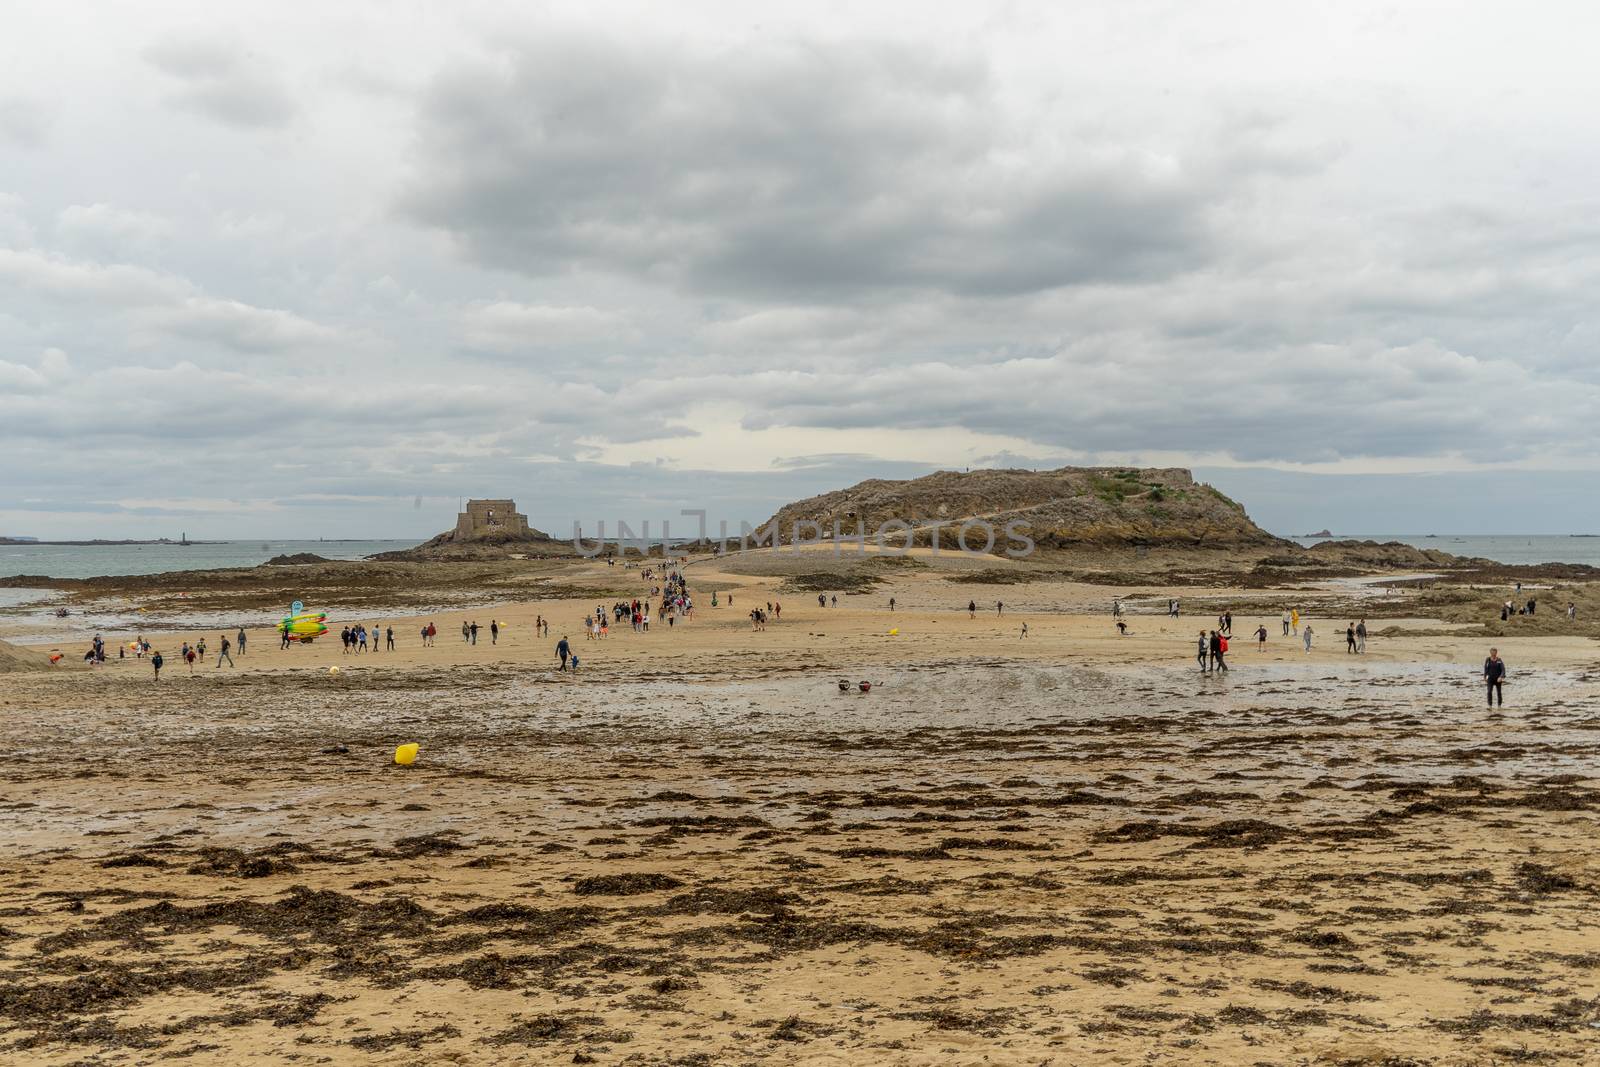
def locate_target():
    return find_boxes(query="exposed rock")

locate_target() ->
[759,467,1285,552]
[261,553,333,566]
[1303,539,1477,568]
[368,526,567,562]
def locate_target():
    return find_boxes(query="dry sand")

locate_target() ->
[1,555,1597,1064]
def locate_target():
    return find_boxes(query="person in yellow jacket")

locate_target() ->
[1291,608,1300,633]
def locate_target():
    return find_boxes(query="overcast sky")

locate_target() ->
[4,0,1599,540]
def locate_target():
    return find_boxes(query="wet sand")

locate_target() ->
[2,561,1598,1064]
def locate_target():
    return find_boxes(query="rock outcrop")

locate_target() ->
[368,525,568,562]
[759,467,1285,552]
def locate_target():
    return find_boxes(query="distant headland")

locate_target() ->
[0,537,220,547]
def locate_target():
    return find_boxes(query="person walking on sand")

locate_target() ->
[1113,599,1122,618]
[490,620,499,645]
[1303,624,1314,653]
[1211,630,1229,672]
[151,650,163,681]
[1356,619,1367,653]
[556,635,571,672]
[386,625,394,651]
[1484,648,1506,706]
[889,597,896,612]
[1346,623,1357,654]
[1021,622,1029,638]
[470,621,479,645]
[1256,623,1268,649]
[237,627,246,656]
[216,634,234,668]
[1291,609,1300,634]
[1197,631,1210,673]
[996,601,1004,615]
[968,600,977,618]
[1281,609,1291,636]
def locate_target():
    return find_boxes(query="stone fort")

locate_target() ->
[453,499,531,540]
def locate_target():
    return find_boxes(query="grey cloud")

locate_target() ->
[144,38,298,129]
[0,96,49,148]
[8,9,1600,541]
[628,336,1600,468]
[400,35,1271,300]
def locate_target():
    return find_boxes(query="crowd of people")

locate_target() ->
[82,563,1550,711]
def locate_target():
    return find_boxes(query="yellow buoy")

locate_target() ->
[888,628,900,636]
[328,665,340,677]
[394,743,419,766]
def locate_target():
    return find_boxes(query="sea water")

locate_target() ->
[0,540,413,580]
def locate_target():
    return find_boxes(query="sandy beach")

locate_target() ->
[0,552,1596,1065]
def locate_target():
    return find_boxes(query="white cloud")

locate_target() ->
[140,297,341,353]
[462,301,635,350]
[0,247,192,306]
[57,203,171,243]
